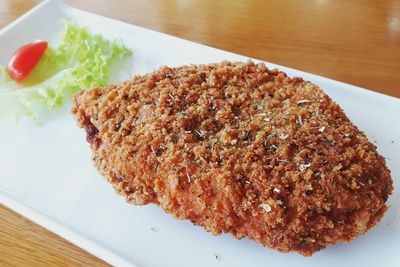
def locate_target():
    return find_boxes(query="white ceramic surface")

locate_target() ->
[0,1,399,266]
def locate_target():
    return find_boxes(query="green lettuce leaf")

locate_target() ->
[0,20,132,122]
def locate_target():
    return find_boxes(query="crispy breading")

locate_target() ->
[72,61,393,256]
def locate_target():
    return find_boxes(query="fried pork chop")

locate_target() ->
[72,61,393,256]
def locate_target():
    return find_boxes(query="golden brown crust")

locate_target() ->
[72,60,393,256]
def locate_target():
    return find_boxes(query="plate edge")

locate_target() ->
[0,190,138,267]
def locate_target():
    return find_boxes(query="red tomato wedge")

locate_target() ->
[7,40,48,83]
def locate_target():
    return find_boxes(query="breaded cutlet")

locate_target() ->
[72,60,393,256]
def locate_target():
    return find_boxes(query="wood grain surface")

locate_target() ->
[0,0,399,266]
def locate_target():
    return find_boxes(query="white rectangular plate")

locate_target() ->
[0,1,399,266]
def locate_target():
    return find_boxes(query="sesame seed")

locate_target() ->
[278,133,289,140]
[245,180,251,184]
[277,159,289,164]
[273,188,280,193]
[318,126,326,132]
[299,163,311,171]
[276,200,283,205]
[254,113,271,122]
[260,203,272,212]
[297,99,311,104]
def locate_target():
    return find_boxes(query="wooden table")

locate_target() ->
[1,0,399,265]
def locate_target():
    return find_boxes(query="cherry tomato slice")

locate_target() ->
[7,40,48,83]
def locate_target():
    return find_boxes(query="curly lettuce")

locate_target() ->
[0,21,132,122]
